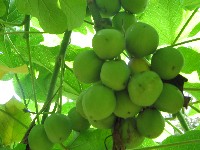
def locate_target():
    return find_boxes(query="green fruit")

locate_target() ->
[151,47,184,80]
[100,60,130,91]
[121,0,148,14]
[114,90,141,118]
[89,113,116,129]
[73,50,104,83]
[82,84,116,120]
[76,90,88,119]
[136,108,165,138]
[68,107,90,132]
[44,113,72,143]
[92,29,125,59]
[119,118,145,149]
[112,11,137,32]
[125,22,159,58]
[154,83,184,114]
[128,58,150,74]
[28,125,54,150]
[95,0,121,17]
[128,71,163,106]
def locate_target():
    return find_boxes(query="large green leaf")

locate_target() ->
[181,0,200,10]
[140,0,183,45]
[0,0,6,17]
[161,130,200,150]
[0,99,31,145]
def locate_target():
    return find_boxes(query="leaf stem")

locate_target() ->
[41,30,72,123]
[0,31,46,35]
[171,8,199,45]
[165,120,183,134]
[188,104,200,113]
[23,15,40,124]
[176,111,190,132]
[184,88,200,91]
[133,139,200,150]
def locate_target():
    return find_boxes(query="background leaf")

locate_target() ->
[0,0,6,17]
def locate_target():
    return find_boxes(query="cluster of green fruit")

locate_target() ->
[73,0,185,149]
[28,107,90,150]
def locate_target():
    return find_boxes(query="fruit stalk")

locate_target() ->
[176,111,190,132]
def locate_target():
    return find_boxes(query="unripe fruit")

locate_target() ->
[68,107,90,132]
[136,108,165,138]
[114,90,141,118]
[100,60,131,91]
[112,12,137,32]
[154,83,184,114]
[92,29,125,59]
[128,58,150,74]
[73,50,104,83]
[125,22,159,58]
[89,113,116,129]
[119,118,145,149]
[28,125,54,150]
[44,113,72,143]
[121,0,148,14]
[76,90,88,119]
[82,84,116,120]
[128,71,163,106]
[95,0,121,17]
[151,47,184,80]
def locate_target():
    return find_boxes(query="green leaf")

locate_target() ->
[60,0,87,30]
[181,0,200,10]
[189,22,200,37]
[15,0,32,15]
[13,143,26,150]
[140,0,183,45]
[0,0,6,17]
[161,130,200,150]
[0,99,31,145]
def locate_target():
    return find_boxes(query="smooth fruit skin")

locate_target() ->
[112,12,137,32]
[82,84,116,120]
[95,0,121,17]
[100,60,131,91]
[151,47,184,80]
[136,108,165,138]
[125,22,159,58]
[154,83,184,114]
[68,107,90,132]
[114,90,141,118]
[128,71,163,106]
[28,125,54,150]
[73,50,104,83]
[76,90,88,119]
[128,58,150,74]
[44,113,72,143]
[119,118,145,149]
[89,113,116,129]
[92,29,125,59]
[121,0,148,14]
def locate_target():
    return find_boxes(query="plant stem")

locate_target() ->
[171,8,199,45]
[176,111,190,132]
[184,88,200,91]
[0,15,29,26]
[41,30,72,123]
[188,104,200,113]
[133,139,200,150]
[23,15,40,124]
[165,120,183,134]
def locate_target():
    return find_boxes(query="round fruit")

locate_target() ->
[128,58,150,74]
[114,90,141,118]
[73,50,104,83]
[68,107,90,132]
[100,60,131,91]
[151,47,184,80]
[44,113,72,143]
[119,118,145,149]
[92,29,125,59]
[154,83,184,114]
[128,71,163,106]
[125,22,159,58]
[82,84,116,120]
[76,90,88,119]
[112,11,137,32]
[28,125,54,150]
[136,108,165,138]
[89,113,116,129]
[95,0,121,17]
[121,0,148,14]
